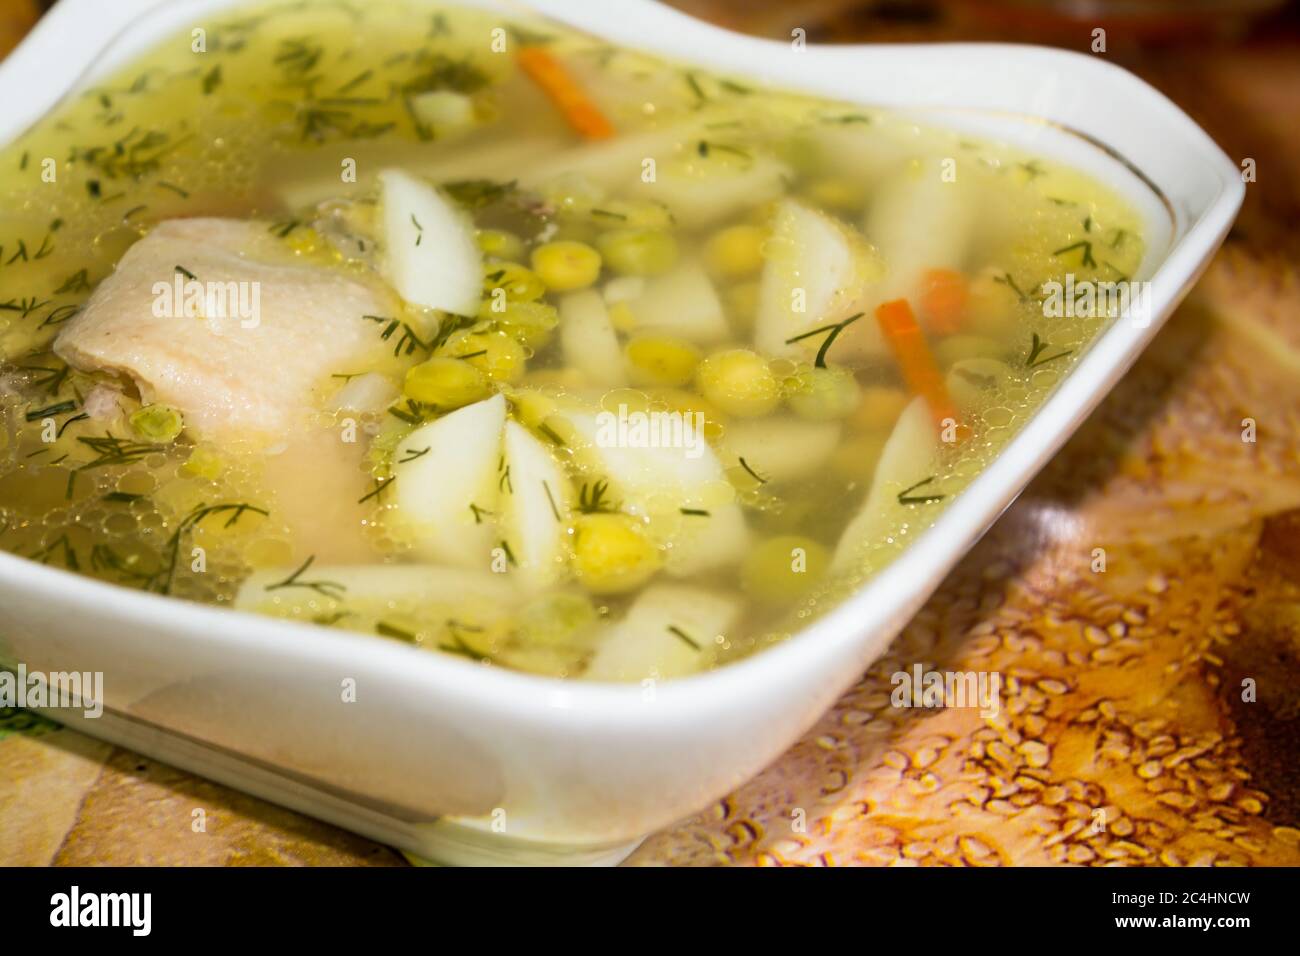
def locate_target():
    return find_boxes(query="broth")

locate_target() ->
[0,1,1145,680]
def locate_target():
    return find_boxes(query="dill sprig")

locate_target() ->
[542,480,562,521]
[897,476,945,505]
[738,456,768,485]
[376,620,417,642]
[993,272,1029,303]
[90,543,155,586]
[440,620,492,662]
[358,475,395,504]
[398,445,430,464]
[1026,331,1072,368]
[25,399,77,422]
[577,479,618,514]
[263,555,346,598]
[153,502,268,595]
[784,312,863,368]
[667,625,700,651]
[1052,240,1098,269]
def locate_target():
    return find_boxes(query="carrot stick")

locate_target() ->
[517,46,615,141]
[918,268,968,335]
[875,298,965,440]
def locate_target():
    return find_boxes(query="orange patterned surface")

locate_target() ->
[2,0,1299,866]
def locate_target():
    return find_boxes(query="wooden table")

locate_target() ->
[3,0,1298,867]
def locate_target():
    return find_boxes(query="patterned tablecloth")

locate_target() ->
[2,0,1298,866]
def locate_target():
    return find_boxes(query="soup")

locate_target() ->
[0,1,1144,680]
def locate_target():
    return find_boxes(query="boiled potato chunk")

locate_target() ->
[559,290,626,388]
[864,159,977,316]
[720,417,841,484]
[585,584,741,681]
[379,168,482,316]
[392,394,506,569]
[755,199,882,358]
[833,396,940,571]
[558,409,749,575]
[621,263,729,344]
[501,420,572,590]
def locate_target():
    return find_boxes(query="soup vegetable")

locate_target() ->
[0,1,1144,680]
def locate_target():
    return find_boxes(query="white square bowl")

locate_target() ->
[0,0,1242,865]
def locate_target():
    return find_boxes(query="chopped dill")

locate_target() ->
[993,272,1029,302]
[20,364,67,398]
[679,507,710,517]
[153,502,269,594]
[102,491,143,504]
[73,433,156,471]
[440,625,492,662]
[1,297,50,319]
[1052,240,1097,269]
[537,422,566,447]
[90,543,154,586]
[264,555,346,598]
[696,140,751,164]
[273,38,324,78]
[684,71,707,102]
[1019,160,1046,181]
[1026,331,1072,368]
[57,413,89,438]
[32,533,80,571]
[897,476,945,505]
[54,269,90,294]
[25,400,77,422]
[201,64,223,94]
[578,479,617,514]
[442,179,519,209]
[357,476,395,504]
[784,312,863,368]
[542,480,562,521]
[667,625,701,651]
[39,304,82,328]
[336,68,374,95]
[377,620,417,642]
[387,400,429,426]
[738,457,768,485]
[398,446,431,464]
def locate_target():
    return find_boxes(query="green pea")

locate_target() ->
[595,229,679,277]
[403,357,491,409]
[129,404,184,443]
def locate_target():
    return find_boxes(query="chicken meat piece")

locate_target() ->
[54,217,396,443]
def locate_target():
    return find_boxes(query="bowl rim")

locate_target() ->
[0,0,1244,720]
